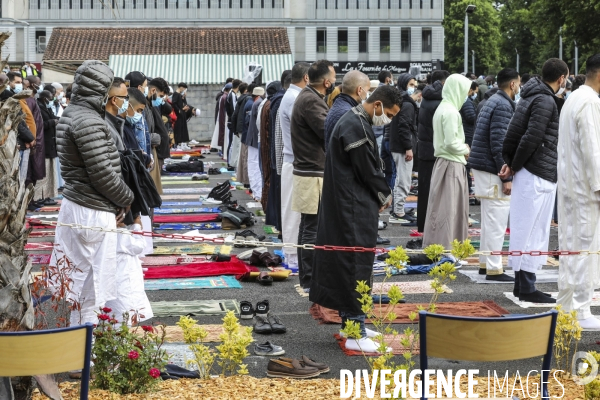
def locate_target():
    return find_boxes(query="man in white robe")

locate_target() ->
[557,54,600,330]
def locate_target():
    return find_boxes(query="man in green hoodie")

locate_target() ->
[423,74,472,249]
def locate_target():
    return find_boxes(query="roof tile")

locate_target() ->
[43,27,291,61]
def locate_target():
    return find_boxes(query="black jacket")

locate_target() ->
[56,60,134,213]
[417,80,444,161]
[119,149,162,219]
[232,93,250,135]
[502,77,563,183]
[469,90,516,180]
[38,99,60,158]
[149,105,170,160]
[389,93,416,153]
[459,98,477,145]
[476,87,499,118]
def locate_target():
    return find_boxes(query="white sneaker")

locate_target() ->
[378,220,387,230]
[578,317,600,330]
[189,140,199,145]
[340,328,380,339]
[199,196,222,205]
[345,337,392,353]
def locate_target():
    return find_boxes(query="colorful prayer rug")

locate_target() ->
[371,280,453,295]
[309,301,510,324]
[153,208,221,214]
[143,258,254,280]
[150,299,241,317]
[153,214,219,223]
[136,324,241,343]
[28,254,51,264]
[458,268,558,284]
[141,256,213,265]
[163,188,212,194]
[144,275,242,290]
[153,223,221,230]
[161,202,207,206]
[151,244,231,255]
[161,194,206,200]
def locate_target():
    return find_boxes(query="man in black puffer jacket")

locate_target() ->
[416,70,449,233]
[469,68,520,282]
[388,73,417,225]
[55,60,134,328]
[501,58,568,304]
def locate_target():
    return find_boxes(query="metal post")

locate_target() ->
[471,50,475,74]
[516,48,519,72]
[464,13,469,74]
[559,27,563,60]
[574,40,578,74]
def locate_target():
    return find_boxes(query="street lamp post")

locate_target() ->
[559,27,563,60]
[516,48,519,72]
[471,50,475,75]
[574,40,579,74]
[464,5,476,74]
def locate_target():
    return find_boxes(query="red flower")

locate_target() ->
[102,307,112,313]
[134,340,144,350]
[149,368,161,378]
[98,314,110,321]
[141,325,154,333]
[128,351,139,360]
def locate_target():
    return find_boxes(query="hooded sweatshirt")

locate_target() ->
[432,74,472,165]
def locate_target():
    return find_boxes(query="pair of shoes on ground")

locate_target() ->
[389,210,417,225]
[478,268,515,282]
[254,341,285,356]
[28,198,57,211]
[208,168,221,175]
[191,173,209,180]
[234,229,265,247]
[512,287,555,304]
[248,250,282,268]
[254,313,286,334]
[177,143,192,150]
[266,356,329,379]
[339,329,391,353]
[376,235,390,245]
[405,238,422,249]
[241,299,270,319]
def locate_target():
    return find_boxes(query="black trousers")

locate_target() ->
[297,212,319,289]
[417,159,436,233]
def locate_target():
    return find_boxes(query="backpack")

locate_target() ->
[220,205,254,230]
[208,180,231,202]
[165,160,204,172]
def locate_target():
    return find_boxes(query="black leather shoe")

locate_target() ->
[43,197,58,206]
[519,290,556,304]
[479,268,487,275]
[376,236,390,245]
[486,273,515,282]
[253,315,272,334]
[267,313,287,333]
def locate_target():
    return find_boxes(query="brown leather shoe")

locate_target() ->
[266,358,320,379]
[278,356,330,374]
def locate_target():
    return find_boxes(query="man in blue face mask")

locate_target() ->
[105,77,129,152]
[122,87,148,165]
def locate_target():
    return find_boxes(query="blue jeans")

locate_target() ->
[339,311,366,338]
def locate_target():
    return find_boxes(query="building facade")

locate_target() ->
[2,0,444,74]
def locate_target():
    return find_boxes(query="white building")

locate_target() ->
[1,0,444,77]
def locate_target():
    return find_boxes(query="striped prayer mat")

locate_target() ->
[153,214,219,223]
[163,188,212,194]
[152,244,231,255]
[161,195,206,200]
[144,276,242,291]
[150,299,241,317]
[28,254,52,264]
[154,208,221,214]
[154,223,221,230]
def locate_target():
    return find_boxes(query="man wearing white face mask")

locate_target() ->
[105,77,129,152]
[311,85,400,354]
[500,58,568,304]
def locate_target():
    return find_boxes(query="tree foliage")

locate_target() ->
[443,0,502,75]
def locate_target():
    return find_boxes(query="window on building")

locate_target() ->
[359,28,368,53]
[380,28,390,53]
[338,29,348,53]
[401,27,411,53]
[422,28,432,53]
[36,30,47,53]
[317,28,327,53]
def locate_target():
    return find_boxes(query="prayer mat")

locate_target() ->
[144,276,242,290]
[309,301,509,324]
[36,206,61,212]
[264,226,280,234]
[151,244,232,255]
[333,333,419,356]
[162,180,210,185]
[503,292,600,309]
[163,188,212,194]
[161,194,206,200]
[469,217,479,225]
[141,256,213,265]
[153,214,219,223]
[154,208,221,214]
[28,254,51,264]
[409,230,423,237]
[371,280,452,295]
[246,269,291,281]
[246,202,262,208]
[28,214,59,219]
[162,202,207,206]
[406,195,418,202]
[458,268,558,284]
[150,299,241,317]
[25,242,54,250]
[404,202,417,209]
[139,324,242,343]
[144,257,253,279]
[28,231,56,238]
[154,223,221,230]
[471,240,510,248]
[29,224,55,230]
[295,284,309,297]
[161,173,198,177]
[468,228,510,237]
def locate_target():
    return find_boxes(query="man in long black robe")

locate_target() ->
[310,85,401,354]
